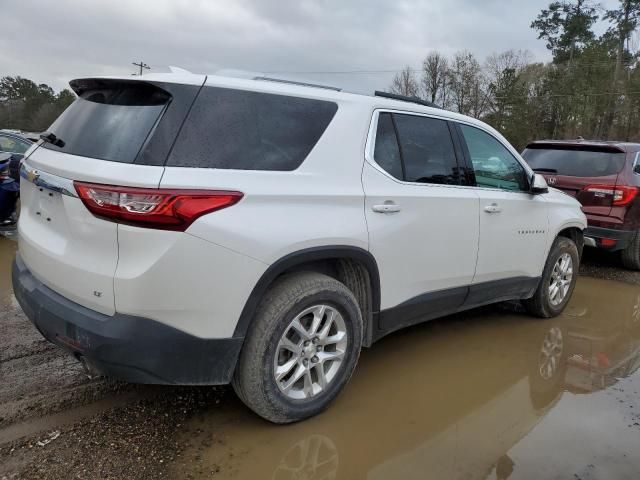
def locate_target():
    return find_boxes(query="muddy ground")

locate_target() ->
[2,234,640,480]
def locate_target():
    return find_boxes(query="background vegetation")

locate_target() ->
[0,77,74,133]
[1,1,639,149]
[389,0,640,149]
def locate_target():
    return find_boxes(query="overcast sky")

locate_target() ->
[1,0,621,94]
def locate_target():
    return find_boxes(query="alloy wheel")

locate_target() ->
[273,305,348,400]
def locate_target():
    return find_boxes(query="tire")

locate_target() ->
[522,236,579,318]
[621,231,640,270]
[232,272,363,423]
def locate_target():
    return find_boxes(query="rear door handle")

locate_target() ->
[484,203,502,214]
[372,203,401,213]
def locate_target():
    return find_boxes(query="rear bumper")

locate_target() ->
[584,226,635,251]
[12,255,243,385]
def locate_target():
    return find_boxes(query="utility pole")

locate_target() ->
[132,61,150,76]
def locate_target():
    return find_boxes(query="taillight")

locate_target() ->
[583,184,638,206]
[74,182,243,231]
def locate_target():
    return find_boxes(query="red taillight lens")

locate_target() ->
[74,182,243,231]
[583,184,638,206]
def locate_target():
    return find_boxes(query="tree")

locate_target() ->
[448,51,488,116]
[531,0,599,62]
[421,52,448,104]
[389,66,420,97]
[0,76,75,131]
[601,0,640,135]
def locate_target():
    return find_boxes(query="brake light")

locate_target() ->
[74,182,243,231]
[583,184,638,206]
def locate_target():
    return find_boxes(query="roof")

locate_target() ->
[526,139,640,153]
[70,71,501,138]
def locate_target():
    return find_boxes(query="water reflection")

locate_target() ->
[176,277,640,480]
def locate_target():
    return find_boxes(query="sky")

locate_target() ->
[0,0,622,95]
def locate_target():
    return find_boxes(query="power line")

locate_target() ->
[494,91,640,100]
[264,60,637,76]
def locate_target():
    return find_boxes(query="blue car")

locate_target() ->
[0,131,32,227]
[0,130,34,181]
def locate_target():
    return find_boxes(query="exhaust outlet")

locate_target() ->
[75,353,102,379]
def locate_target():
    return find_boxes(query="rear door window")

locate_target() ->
[167,87,338,171]
[523,148,626,177]
[392,114,460,185]
[43,83,170,163]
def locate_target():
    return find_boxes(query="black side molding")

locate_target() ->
[375,276,540,342]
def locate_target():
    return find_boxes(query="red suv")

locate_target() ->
[522,140,640,269]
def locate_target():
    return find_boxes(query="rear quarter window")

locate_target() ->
[167,87,338,171]
[523,148,626,177]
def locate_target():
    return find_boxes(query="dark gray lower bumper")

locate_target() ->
[12,255,243,385]
[584,226,635,251]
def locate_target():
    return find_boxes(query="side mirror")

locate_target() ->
[530,173,548,194]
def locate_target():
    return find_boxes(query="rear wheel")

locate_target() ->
[232,272,363,423]
[523,236,579,318]
[621,231,640,270]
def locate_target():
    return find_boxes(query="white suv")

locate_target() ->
[12,72,586,423]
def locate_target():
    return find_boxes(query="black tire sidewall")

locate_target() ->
[260,286,362,421]
[540,238,579,316]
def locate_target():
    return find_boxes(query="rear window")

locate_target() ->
[523,147,626,177]
[43,83,169,163]
[167,87,338,171]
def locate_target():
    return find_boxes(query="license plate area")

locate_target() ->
[33,185,62,224]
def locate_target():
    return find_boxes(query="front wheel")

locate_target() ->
[232,272,363,423]
[523,236,579,318]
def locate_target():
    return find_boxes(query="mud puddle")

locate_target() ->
[3,233,640,479]
[0,235,141,437]
[174,277,640,480]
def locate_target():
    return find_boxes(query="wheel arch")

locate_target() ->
[555,224,585,258]
[233,246,381,347]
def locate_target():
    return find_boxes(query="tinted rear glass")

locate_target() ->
[43,83,169,163]
[393,114,459,184]
[167,87,338,170]
[523,148,626,177]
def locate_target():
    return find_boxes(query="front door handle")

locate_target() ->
[372,203,401,213]
[484,203,502,214]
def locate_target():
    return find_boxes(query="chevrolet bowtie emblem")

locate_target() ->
[27,169,40,183]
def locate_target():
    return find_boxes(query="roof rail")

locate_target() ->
[374,90,440,109]
[254,76,342,91]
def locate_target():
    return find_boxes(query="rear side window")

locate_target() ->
[168,87,338,171]
[392,114,459,184]
[523,148,626,177]
[43,83,169,163]
[373,113,403,179]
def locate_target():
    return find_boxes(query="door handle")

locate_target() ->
[372,203,401,213]
[484,203,502,214]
